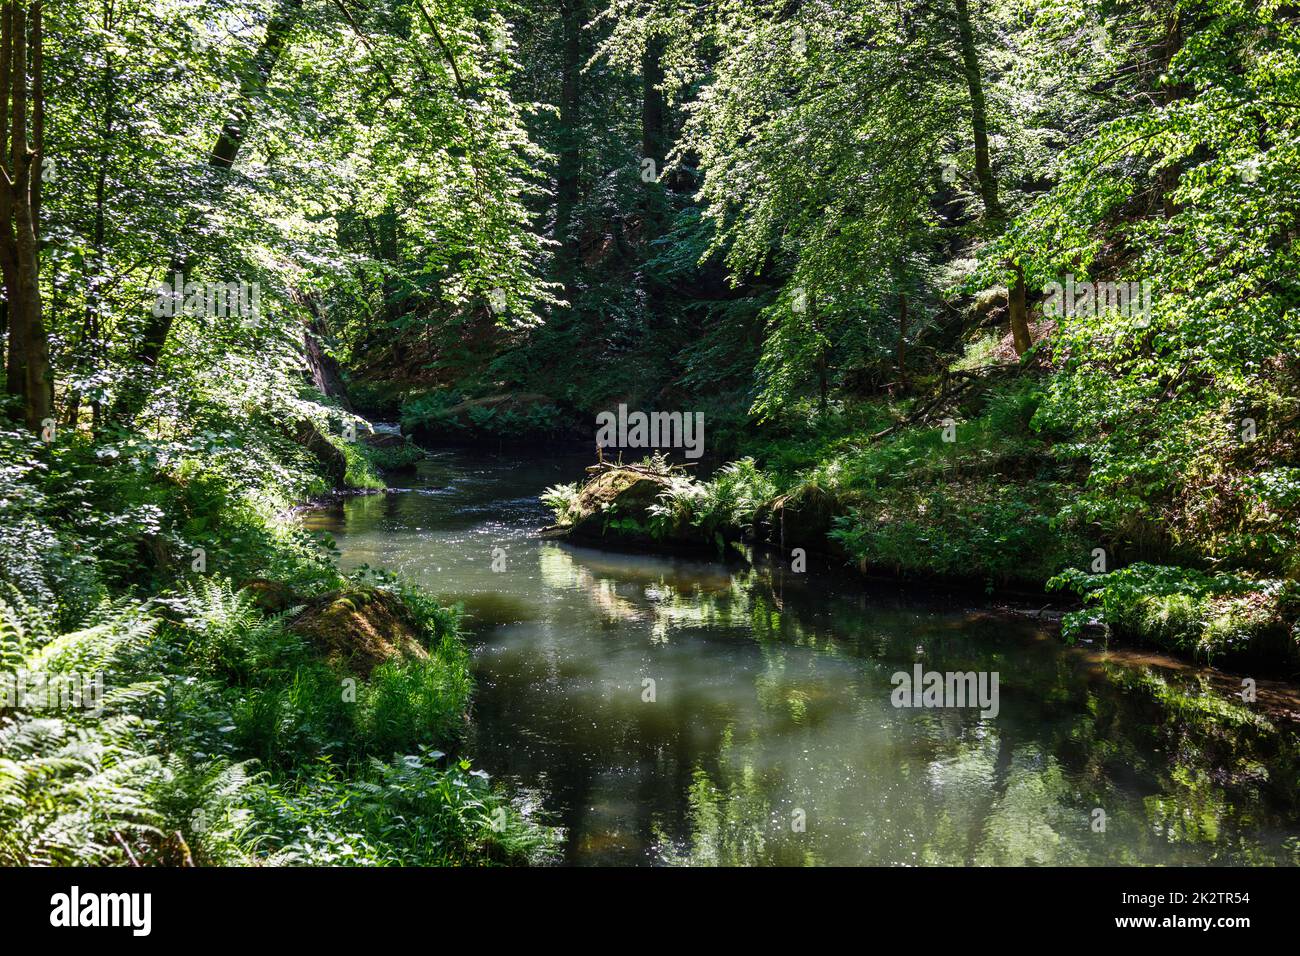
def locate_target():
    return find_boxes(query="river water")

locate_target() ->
[301,449,1300,866]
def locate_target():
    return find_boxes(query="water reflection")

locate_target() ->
[302,450,1300,866]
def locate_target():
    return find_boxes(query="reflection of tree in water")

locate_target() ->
[521,545,1300,864]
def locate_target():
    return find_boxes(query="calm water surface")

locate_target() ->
[301,450,1300,866]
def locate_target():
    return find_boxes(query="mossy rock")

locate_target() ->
[289,587,428,676]
[577,469,668,516]
[551,468,670,542]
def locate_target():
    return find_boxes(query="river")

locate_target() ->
[300,449,1300,866]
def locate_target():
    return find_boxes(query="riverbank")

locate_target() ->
[0,399,558,866]
[533,376,1300,674]
[353,334,1300,675]
[543,461,1300,673]
[352,375,1300,673]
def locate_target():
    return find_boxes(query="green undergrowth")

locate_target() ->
[331,430,426,489]
[359,438,427,472]
[1051,564,1300,664]
[0,401,558,866]
[336,436,388,490]
[400,390,572,441]
[544,379,1092,589]
[795,379,1088,587]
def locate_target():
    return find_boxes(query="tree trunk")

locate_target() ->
[813,305,829,413]
[818,353,828,412]
[641,35,666,163]
[640,33,668,318]
[15,1,48,429]
[554,0,584,283]
[299,292,352,411]
[0,3,18,413]
[953,0,1032,357]
[1008,262,1031,356]
[75,0,116,432]
[953,0,1003,228]
[640,33,666,240]
[3,282,23,410]
[0,2,50,430]
[897,289,908,387]
[1158,12,1187,220]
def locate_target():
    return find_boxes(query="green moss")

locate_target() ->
[335,438,386,490]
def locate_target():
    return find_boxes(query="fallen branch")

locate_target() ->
[867,363,1019,442]
[584,459,695,478]
[113,831,140,867]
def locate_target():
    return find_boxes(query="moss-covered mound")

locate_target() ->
[289,587,429,676]
[543,466,676,543]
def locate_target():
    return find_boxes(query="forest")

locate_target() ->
[1,0,1298,870]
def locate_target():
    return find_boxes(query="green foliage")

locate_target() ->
[0,601,166,866]
[335,438,388,492]
[247,749,559,866]
[400,391,465,433]
[647,458,778,542]
[0,564,555,866]
[562,378,1092,588]
[1050,564,1298,662]
[0,405,553,866]
[361,652,472,758]
[401,391,570,441]
[999,0,1300,571]
[741,379,1086,586]
[832,480,1084,588]
[358,439,427,473]
[541,482,582,527]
